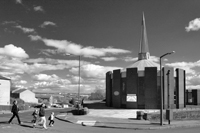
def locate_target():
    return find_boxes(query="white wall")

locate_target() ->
[20,90,38,103]
[0,80,10,105]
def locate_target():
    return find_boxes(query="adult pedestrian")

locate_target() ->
[39,103,47,129]
[8,100,21,125]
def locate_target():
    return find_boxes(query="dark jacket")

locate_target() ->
[11,104,19,114]
[39,107,45,117]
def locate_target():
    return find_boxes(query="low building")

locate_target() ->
[0,76,11,105]
[11,89,38,103]
[35,94,53,105]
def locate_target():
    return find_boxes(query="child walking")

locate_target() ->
[32,109,38,128]
[48,112,54,127]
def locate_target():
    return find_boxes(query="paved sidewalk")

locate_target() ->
[55,109,200,130]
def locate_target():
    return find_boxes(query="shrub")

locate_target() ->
[71,107,89,115]
[83,107,89,115]
[147,108,200,121]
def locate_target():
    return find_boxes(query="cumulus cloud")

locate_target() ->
[33,6,44,12]
[185,18,200,32]
[29,35,131,58]
[165,60,200,89]
[0,44,29,58]
[2,21,18,25]
[28,35,42,41]
[40,21,56,28]
[19,80,27,84]
[70,64,122,79]
[101,57,118,61]
[123,55,160,62]
[165,61,200,74]
[24,58,90,68]
[15,25,35,33]
[33,74,59,81]
[0,57,69,75]
[39,49,64,56]
[15,0,22,4]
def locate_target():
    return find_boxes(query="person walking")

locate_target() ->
[48,112,55,127]
[8,100,21,125]
[39,103,47,129]
[32,109,38,128]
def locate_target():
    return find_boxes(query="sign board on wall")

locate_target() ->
[0,80,10,105]
[127,94,137,102]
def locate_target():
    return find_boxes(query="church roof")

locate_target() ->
[127,59,160,71]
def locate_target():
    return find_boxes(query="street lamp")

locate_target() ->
[66,54,81,102]
[160,51,175,126]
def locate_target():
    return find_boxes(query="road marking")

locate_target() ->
[77,120,96,126]
[56,114,66,117]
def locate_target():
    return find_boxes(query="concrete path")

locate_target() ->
[56,109,200,130]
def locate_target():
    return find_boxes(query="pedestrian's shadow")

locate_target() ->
[0,121,8,124]
[20,124,33,128]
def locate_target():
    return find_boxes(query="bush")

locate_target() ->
[148,108,200,121]
[71,107,89,115]
[83,107,89,115]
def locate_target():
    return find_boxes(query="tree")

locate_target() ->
[88,86,105,100]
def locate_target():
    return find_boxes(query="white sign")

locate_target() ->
[127,94,137,102]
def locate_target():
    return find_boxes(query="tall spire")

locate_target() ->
[138,12,150,60]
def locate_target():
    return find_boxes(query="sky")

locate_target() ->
[0,0,200,94]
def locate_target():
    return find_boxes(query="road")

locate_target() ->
[0,108,200,133]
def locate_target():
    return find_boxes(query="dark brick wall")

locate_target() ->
[137,77,145,109]
[144,67,158,109]
[106,71,112,107]
[121,78,126,108]
[192,90,200,105]
[163,67,175,109]
[112,69,121,108]
[175,69,185,109]
[126,68,138,109]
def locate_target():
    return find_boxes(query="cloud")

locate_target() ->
[33,74,59,81]
[165,61,200,74]
[2,21,18,25]
[0,58,68,75]
[101,57,118,61]
[0,44,29,58]
[24,57,90,67]
[15,25,35,33]
[69,64,122,79]
[19,80,27,84]
[67,75,84,84]
[40,21,56,28]
[123,55,159,62]
[33,6,44,12]
[29,35,42,41]
[15,0,22,4]
[39,49,63,56]
[29,35,131,58]
[185,18,200,32]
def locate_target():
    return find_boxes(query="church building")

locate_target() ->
[106,14,186,109]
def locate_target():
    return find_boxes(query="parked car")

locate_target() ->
[51,104,62,108]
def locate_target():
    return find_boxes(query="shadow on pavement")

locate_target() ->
[0,121,8,124]
[83,101,115,109]
[20,124,33,128]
